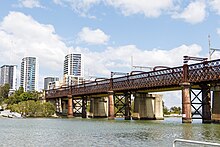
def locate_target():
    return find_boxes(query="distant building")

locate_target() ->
[20,57,38,92]
[63,74,84,86]
[0,65,17,90]
[48,81,62,90]
[63,53,84,86]
[64,53,84,76]
[44,77,59,90]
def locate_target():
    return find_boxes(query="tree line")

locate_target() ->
[0,84,55,117]
[163,106,181,115]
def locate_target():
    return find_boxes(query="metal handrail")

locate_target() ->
[173,139,220,147]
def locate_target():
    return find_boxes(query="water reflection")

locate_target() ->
[201,124,220,143]
[182,124,193,140]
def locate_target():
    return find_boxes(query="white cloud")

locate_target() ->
[0,12,68,89]
[18,0,43,8]
[77,27,110,45]
[105,0,174,17]
[217,28,220,35]
[53,0,100,17]
[53,0,175,18]
[172,1,206,24]
[209,0,220,15]
[71,44,202,78]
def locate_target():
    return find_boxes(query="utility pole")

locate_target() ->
[209,35,211,60]
[208,35,220,60]
[130,56,152,71]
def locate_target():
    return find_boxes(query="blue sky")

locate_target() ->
[1,0,220,107]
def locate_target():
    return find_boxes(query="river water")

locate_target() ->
[1,117,220,147]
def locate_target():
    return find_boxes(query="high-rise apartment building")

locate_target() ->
[64,53,84,76]
[44,77,59,90]
[0,65,17,90]
[63,53,84,86]
[20,57,38,92]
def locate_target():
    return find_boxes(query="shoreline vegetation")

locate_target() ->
[7,100,55,117]
[0,84,56,118]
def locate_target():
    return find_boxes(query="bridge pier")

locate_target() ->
[212,86,220,123]
[181,82,192,123]
[89,97,107,118]
[201,85,211,123]
[124,92,131,120]
[67,95,73,118]
[108,91,115,120]
[82,96,87,118]
[55,98,62,113]
[132,93,163,120]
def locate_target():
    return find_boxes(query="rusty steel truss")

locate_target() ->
[114,92,131,119]
[45,59,220,99]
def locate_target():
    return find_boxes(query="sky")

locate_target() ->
[1,0,220,108]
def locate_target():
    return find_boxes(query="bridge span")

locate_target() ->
[45,59,220,123]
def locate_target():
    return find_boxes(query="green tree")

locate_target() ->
[163,106,170,115]
[4,87,42,105]
[0,83,10,103]
[42,102,56,117]
[8,101,55,117]
[170,106,181,114]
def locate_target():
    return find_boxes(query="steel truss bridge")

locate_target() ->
[45,59,220,122]
[46,59,220,97]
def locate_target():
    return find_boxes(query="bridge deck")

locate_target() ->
[45,59,220,99]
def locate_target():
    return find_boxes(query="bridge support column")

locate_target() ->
[153,94,164,120]
[59,98,62,113]
[132,93,163,120]
[125,92,131,120]
[55,98,62,113]
[201,85,211,123]
[212,86,220,123]
[82,96,87,118]
[89,98,93,117]
[67,95,73,118]
[89,97,107,118]
[181,82,192,123]
[108,91,115,120]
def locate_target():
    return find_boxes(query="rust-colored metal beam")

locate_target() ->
[45,59,220,99]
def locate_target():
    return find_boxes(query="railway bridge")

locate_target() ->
[45,58,220,123]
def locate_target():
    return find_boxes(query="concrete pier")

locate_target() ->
[132,93,163,120]
[212,86,220,123]
[108,91,115,120]
[55,98,62,113]
[82,96,87,118]
[201,85,211,123]
[181,82,192,123]
[124,92,131,120]
[67,95,73,118]
[153,94,164,120]
[89,97,107,118]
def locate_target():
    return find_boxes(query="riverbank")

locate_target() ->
[164,114,182,117]
[0,110,22,118]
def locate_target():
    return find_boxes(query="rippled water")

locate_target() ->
[1,117,220,147]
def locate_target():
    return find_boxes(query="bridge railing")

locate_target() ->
[45,86,70,98]
[71,79,111,96]
[45,59,220,98]
[188,59,220,83]
[45,66,184,98]
[112,66,183,91]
